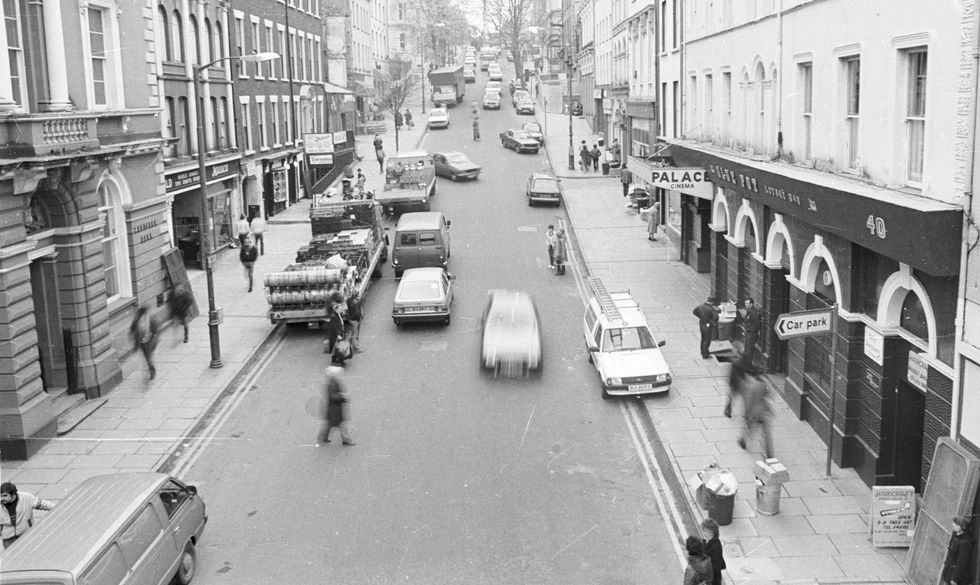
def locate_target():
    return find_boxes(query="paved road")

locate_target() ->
[186,63,687,584]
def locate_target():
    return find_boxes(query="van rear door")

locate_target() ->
[158,479,207,579]
[395,231,419,270]
[418,230,444,267]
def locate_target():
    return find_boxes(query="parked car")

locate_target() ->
[428,107,449,129]
[483,91,502,110]
[516,97,535,115]
[525,172,562,206]
[392,267,455,327]
[488,67,503,81]
[521,121,544,144]
[512,89,530,108]
[434,152,482,181]
[481,290,542,377]
[464,68,476,83]
[500,129,540,154]
[486,80,502,93]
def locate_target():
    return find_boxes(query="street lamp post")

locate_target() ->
[194,51,279,369]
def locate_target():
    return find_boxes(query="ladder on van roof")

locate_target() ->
[587,277,623,322]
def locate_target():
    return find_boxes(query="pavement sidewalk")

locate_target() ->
[539,110,907,585]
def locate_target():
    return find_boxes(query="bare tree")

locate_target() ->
[374,57,419,151]
[485,0,535,90]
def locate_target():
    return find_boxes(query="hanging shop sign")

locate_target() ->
[628,159,713,200]
[165,161,238,194]
[305,133,335,154]
[870,486,916,548]
[907,351,929,393]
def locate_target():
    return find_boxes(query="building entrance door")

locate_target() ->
[767,268,791,374]
[29,257,67,393]
[894,379,925,490]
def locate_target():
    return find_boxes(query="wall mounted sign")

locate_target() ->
[773,308,834,340]
[864,328,884,366]
[907,351,929,393]
[304,133,334,154]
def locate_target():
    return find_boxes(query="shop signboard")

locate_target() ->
[308,154,334,166]
[333,131,349,148]
[907,351,929,393]
[870,486,915,548]
[305,133,334,154]
[165,161,237,194]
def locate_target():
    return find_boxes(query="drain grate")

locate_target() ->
[714,352,738,363]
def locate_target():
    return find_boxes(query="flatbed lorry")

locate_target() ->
[374,150,437,215]
[264,199,388,326]
[429,66,465,107]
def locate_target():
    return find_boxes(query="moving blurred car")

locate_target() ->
[512,89,530,108]
[521,121,543,144]
[483,90,502,110]
[516,97,535,115]
[464,68,476,83]
[428,107,449,129]
[481,290,542,377]
[433,152,482,181]
[392,267,455,327]
[488,67,503,81]
[500,129,540,153]
[525,172,562,206]
[486,80,502,93]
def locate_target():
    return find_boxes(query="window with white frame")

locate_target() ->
[214,19,224,62]
[257,98,268,149]
[219,96,229,148]
[178,96,190,156]
[4,0,25,106]
[290,31,298,79]
[705,74,713,141]
[204,18,214,63]
[298,32,307,81]
[251,17,262,78]
[315,38,321,82]
[799,62,812,161]
[86,4,117,108]
[842,56,860,170]
[271,96,281,146]
[294,97,302,144]
[631,117,651,156]
[156,6,172,62]
[277,26,286,79]
[189,14,200,65]
[307,37,315,81]
[265,22,275,78]
[240,98,254,152]
[905,48,927,185]
[689,75,698,139]
[722,72,731,146]
[235,12,246,77]
[163,97,176,158]
[284,95,292,143]
[98,179,130,300]
[172,9,185,62]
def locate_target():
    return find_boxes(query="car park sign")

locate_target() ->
[773,308,834,340]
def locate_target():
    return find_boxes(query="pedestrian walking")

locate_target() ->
[647,199,661,241]
[1,482,55,549]
[373,135,385,173]
[741,298,761,364]
[473,117,481,141]
[356,168,367,192]
[345,290,364,352]
[693,296,719,358]
[609,138,622,167]
[579,141,591,172]
[683,535,714,585]
[591,144,601,171]
[395,110,403,129]
[404,108,414,128]
[553,228,568,275]
[318,365,355,445]
[169,284,194,343]
[130,305,159,380]
[249,214,266,255]
[239,237,258,292]
[738,372,774,458]
[724,355,754,418]
[942,516,974,585]
[701,519,727,585]
[621,166,633,198]
[322,305,345,360]
[234,214,250,248]
[545,224,558,269]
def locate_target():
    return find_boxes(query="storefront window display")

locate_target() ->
[667,190,682,232]
[631,118,651,157]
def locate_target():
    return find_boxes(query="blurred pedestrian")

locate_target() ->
[942,516,974,585]
[239,237,258,292]
[701,518,727,585]
[234,214,250,248]
[169,284,194,343]
[647,199,661,241]
[609,138,622,166]
[322,304,345,360]
[318,365,354,446]
[346,290,364,352]
[579,141,591,172]
[405,109,414,128]
[373,135,385,172]
[1,482,55,549]
[553,228,567,275]
[724,355,754,418]
[693,296,719,358]
[621,166,633,198]
[545,224,558,269]
[591,144,601,171]
[738,372,774,458]
[249,214,266,255]
[741,298,761,364]
[473,117,481,141]
[130,305,158,380]
[683,535,714,585]
[356,168,367,192]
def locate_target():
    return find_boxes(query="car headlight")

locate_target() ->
[656,374,669,383]
[605,377,622,386]
[392,259,399,265]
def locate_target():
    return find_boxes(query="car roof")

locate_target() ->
[530,172,557,180]
[593,292,647,327]
[438,151,465,158]
[395,211,445,230]
[401,267,447,281]
[489,290,535,314]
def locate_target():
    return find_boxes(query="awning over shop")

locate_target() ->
[667,142,963,276]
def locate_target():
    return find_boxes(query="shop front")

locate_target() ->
[166,156,241,266]
[669,142,962,489]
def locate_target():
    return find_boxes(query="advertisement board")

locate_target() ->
[870,486,916,548]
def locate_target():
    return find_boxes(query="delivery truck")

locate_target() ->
[429,65,465,107]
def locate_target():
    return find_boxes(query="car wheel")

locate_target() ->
[394,268,403,278]
[528,198,534,207]
[393,319,401,328]
[601,387,611,400]
[176,542,197,585]
[444,315,451,326]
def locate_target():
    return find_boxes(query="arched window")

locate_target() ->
[755,62,766,153]
[219,96,229,148]
[157,6,172,61]
[189,15,200,65]
[172,9,185,63]
[178,96,190,156]
[98,179,131,300]
[204,18,214,64]
[163,96,176,158]
[214,20,225,61]
[900,292,928,341]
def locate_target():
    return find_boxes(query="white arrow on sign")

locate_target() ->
[773,308,834,340]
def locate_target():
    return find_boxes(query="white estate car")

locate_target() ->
[428,107,449,129]
[583,277,671,399]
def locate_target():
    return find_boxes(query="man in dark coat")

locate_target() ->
[239,238,258,292]
[318,365,354,445]
[724,356,754,418]
[741,297,761,364]
[169,284,194,343]
[693,296,719,358]
[621,167,633,198]
[322,305,345,359]
[591,144,601,171]
[942,516,974,585]
[373,135,385,172]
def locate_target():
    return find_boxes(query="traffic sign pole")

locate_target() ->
[825,303,839,477]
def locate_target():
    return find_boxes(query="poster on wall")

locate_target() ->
[870,486,916,548]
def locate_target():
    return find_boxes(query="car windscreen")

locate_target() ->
[524,124,541,132]
[485,92,500,99]
[601,327,656,351]
[532,179,560,193]
[446,153,469,163]
[398,281,443,302]
[513,131,531,140]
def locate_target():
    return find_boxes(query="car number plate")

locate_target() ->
[628,384,653,392]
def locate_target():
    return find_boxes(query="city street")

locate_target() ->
[185,65,688,583]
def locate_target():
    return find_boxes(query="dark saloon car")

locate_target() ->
[500,129,540,153]
[521,122,544,145]
[526,173,562,206]
[434,152,482,181]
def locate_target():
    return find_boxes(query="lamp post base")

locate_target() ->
[568,148,575,171]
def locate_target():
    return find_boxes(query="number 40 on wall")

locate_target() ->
[866,215,887,239]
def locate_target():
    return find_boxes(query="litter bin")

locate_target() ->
[705,469,738,526]
[689,463,721,510]
[753,458,789,515]
[602,162,611,175]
